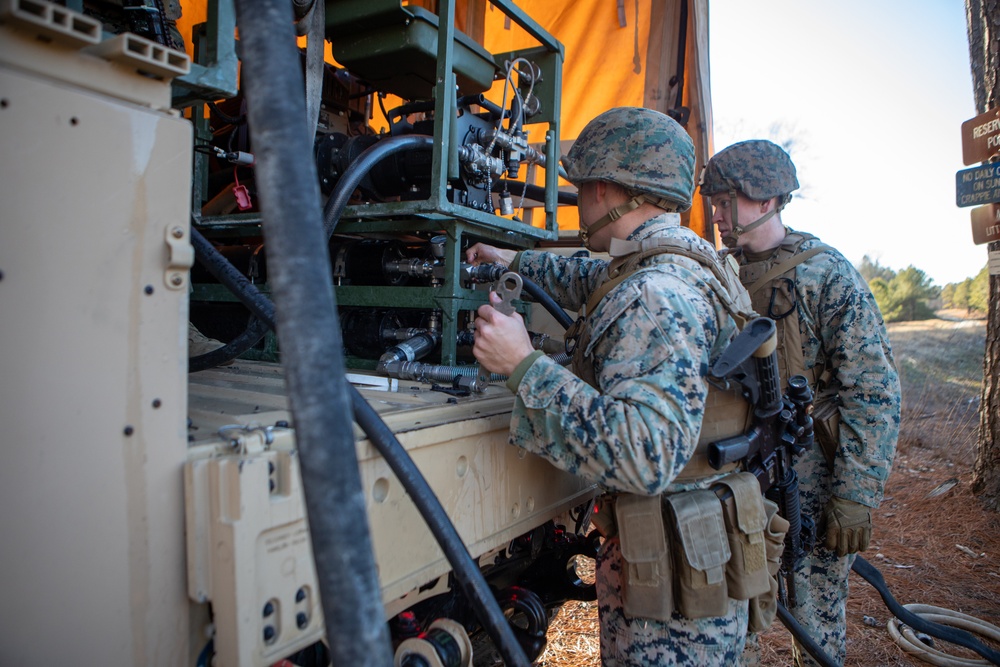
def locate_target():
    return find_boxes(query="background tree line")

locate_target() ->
[856,255,989,322]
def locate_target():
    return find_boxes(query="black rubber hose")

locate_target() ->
[190,235,532,667]
[322,135,434,239]
[192,229,275,323]
[491,179,578,206]
[349,394,532,665]
[232,1,392,665]
[852,556,1000,665]
[188,315,269,372]
[519,274,575,330]
[776,602,838,667]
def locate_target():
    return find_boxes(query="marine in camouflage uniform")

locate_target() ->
[701,140,901,666]
[470,107,750,666]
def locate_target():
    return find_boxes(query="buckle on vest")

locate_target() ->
[564,317,584,354]
[767,277,797,320]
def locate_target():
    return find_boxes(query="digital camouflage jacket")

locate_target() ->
[741,228,900,508]
[506,215,742,496]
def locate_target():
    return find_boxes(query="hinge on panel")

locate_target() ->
[164,224,194,290]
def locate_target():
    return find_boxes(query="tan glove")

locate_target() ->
[824,496,871,556]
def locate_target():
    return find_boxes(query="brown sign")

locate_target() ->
[971,203,1000,245]
[961,107,1000,165]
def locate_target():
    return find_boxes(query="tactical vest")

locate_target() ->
[565,235,756,481]
[737,230,839,464]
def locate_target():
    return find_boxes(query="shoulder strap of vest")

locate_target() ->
[747,240,834,296]
[584,237,749,327]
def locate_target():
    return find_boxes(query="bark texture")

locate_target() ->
[967,0,1000,510]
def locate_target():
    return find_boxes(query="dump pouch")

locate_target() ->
[747,499,790,633]
[717,472,770,600]
[615,494,673,620]
[812,390,841,467]
[666,489,731,619]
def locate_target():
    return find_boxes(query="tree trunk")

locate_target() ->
[967,0,1000,510]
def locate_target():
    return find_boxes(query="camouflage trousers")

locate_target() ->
[788,546,854,665]
[596,537,748,666]
[741,442,854,666]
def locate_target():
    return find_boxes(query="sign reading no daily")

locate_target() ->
[955,163,1000,207]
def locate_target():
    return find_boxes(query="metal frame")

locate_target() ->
[191,0,565,367]
[172,0,239,107]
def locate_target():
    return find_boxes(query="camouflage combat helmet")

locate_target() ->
[562,107,695,248]
[699,139,799,247]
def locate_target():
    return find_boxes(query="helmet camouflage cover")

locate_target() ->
[561,106,696,212]
[699,139,799,202]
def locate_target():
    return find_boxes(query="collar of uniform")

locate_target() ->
[626,212,681,243]
[608,213,683,258]
[741,226,794,263]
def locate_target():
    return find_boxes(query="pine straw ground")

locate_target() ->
[535,316,1000,666]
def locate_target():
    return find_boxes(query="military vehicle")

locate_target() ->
[0,1,713,664]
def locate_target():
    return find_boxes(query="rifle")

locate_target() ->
[706,317,816,608]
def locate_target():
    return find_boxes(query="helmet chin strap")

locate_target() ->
[578,193,677,250]
[720,189,784,248]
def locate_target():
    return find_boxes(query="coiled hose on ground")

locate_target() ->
[853,557,1000,665]
[887,604,1000,666]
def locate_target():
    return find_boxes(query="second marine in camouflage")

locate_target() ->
[702,139,901,666]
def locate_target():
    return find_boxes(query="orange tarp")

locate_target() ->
[176,0,713,240]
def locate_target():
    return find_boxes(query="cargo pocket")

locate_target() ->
[747,498,789,633]
[615,494,673,621]
[667,489,731,619]
[519,370,575,410]
[717,472,770,600]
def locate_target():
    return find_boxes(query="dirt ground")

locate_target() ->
[536,316,1000,666]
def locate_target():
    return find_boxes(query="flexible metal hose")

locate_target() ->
[853,557,1000,665]
[887,604,1000,666]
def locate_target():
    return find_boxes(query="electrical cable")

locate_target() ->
[518,274,575,330]
[207,101,243,125]
[196,638,213,667]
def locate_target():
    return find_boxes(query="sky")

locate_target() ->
[708,0,984,286]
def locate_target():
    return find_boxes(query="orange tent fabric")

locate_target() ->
[175,0,714,241]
